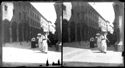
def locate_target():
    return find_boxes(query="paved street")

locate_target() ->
[2,42,61,67]
[63,42,123,67]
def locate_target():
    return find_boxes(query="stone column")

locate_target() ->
[117,16,124,51]
[75,23,77,42]
[9,23,12,43]
[22,23,24,41]
[114,3,124,51]
[68,23,71,42]
[2,21,4,44]
[80,22,83,41]
[16,23,19,42]
[60,16,62,42]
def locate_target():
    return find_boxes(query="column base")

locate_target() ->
[117,45,123,52]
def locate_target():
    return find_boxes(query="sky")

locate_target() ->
[30,2,57,24]
[88,2,115,24]
[30,2,115,24]
[63,2,72,21]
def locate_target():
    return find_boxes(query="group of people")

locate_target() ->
[90,32,109,53]
[31,32,49,53]
[37,32,49,53]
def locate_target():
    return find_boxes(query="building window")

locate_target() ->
[63,4,66,11]
[13,9,15,15]
[71,9,73,15]
[4,5,7,11]
[19,12,21,19]
[35,14,36,19]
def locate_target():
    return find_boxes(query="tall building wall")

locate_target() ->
[2,2,45,43]
[63,2,107,43]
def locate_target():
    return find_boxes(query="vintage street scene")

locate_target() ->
[0,1,124,67]
[63,2,124,67]
[1,2,62,67]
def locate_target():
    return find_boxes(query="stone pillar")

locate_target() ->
[2,21,4,44]
[60,16,62,42]
[75,23,77,42]
[68,23,71,42]
[114,3,124,51]
[117,16,124,51]
[80,22,83,41]
[22,23,24,41]
[16,23,19,42]
[9,23,12,43]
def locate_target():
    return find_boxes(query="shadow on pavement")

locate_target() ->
[3,62,61,67]
[93,51,103,53]
[63,42,117,52]
[63,42,90,49]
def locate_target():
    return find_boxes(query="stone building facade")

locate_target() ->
[2,2,48,43]
[62,2,108,43]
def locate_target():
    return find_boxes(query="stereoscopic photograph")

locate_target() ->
[0,0,124,67]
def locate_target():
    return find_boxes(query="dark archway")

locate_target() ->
[77,23,81,41]
[62,19,68,43]
[82,23,85,41]
[70,22,75,42]
[23,22,30,42]
[3,19,10,43]
[12,22,17,42]
[18,22,23,42]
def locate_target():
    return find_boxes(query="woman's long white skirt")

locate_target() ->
[101,40,107,52]
[42,40,48,52]
[39,41,43,51]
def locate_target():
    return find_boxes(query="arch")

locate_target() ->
[62,19,68,43]
[77,23,81,41]
[18,22,23,42]
[23,22,29,41]
[3,19,10,43]
[11,21,17,42]
[70,21,75,42]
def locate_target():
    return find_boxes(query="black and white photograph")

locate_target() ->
[0,0,124,67]
[62,2,124,67]
[1,1,62,67]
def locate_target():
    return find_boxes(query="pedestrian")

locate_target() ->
[56,41,62,51]
[95,33,102,51]
[100,32,108,53]
[31,37,36,48]
[37,33,43,51]
[90,37,95,48]
[42,32,49,53]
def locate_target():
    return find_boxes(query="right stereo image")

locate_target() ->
[62,2,124,67]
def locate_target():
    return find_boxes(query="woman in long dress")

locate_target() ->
[100,32,108,53]
[37,33,44,51]
[42,32,49,53]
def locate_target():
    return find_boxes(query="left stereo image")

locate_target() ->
[1,1,62,67]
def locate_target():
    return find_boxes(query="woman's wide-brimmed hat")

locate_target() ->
[96,33,100,36]
[37,33,41,36]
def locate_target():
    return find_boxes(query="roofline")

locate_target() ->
[88,3,107,23]
[28,2,49,22]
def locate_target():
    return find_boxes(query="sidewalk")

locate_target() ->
[63,42,123,67]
